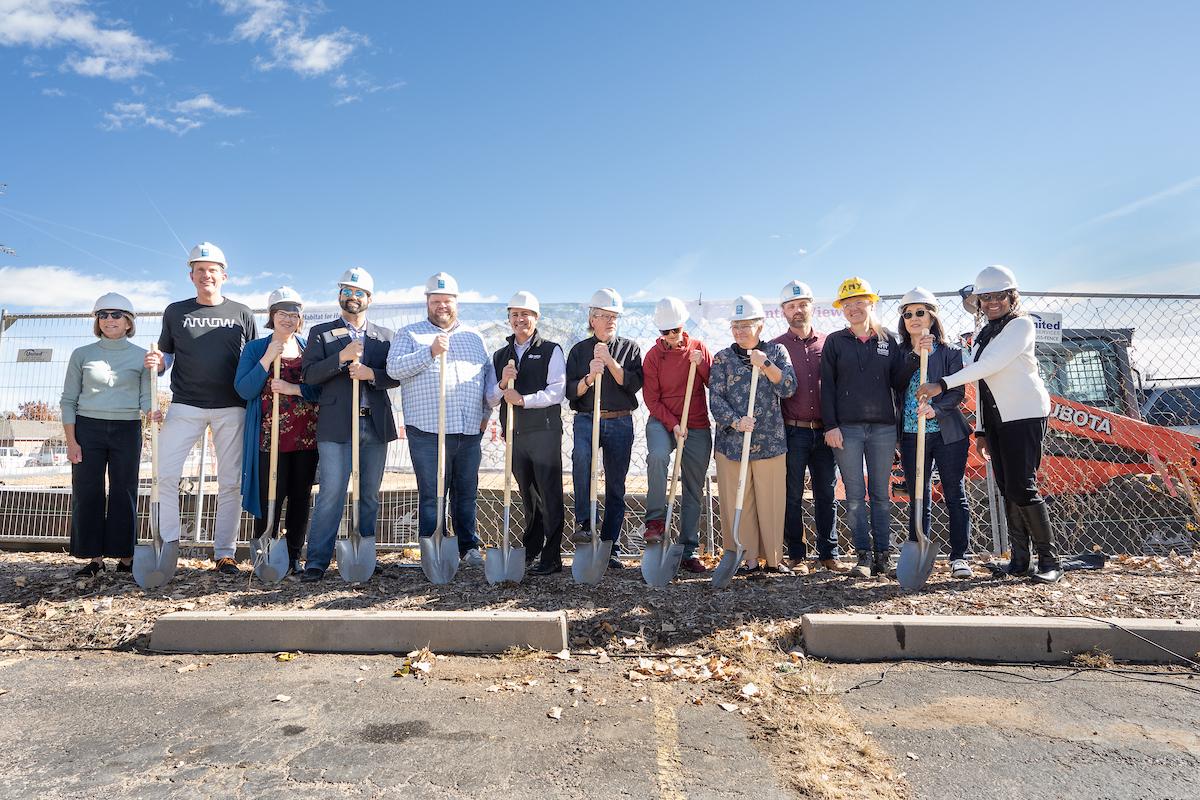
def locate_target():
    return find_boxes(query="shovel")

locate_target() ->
[897,334,939,589]
[336,359,377,583]
[641,360,695,587]
[712,365,760,589]
[420,350,460,584]
[485,360,527,585]
[572,372,613,584]
[252,354,290,583]
[133,345,178,589]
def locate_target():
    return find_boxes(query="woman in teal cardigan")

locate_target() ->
[61,293,152,578]
[235,289,320,575]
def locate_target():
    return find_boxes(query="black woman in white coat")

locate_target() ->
[917,265,1062,583]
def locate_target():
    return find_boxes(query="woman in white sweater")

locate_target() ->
[917,266,1062,583]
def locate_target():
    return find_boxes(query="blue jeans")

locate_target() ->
[406,426,482,555]
[783,426,839,560]
[644,418,712,558]
[900,432,971,560]
[572,414,634,543]
[831,422,896,553]
[305,420,389,573]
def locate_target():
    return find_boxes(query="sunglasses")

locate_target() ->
[659,327,681,336]
[339,288,368,299]
[95,310,126,320]
[977,291,1010,303]
[902,308,930,320]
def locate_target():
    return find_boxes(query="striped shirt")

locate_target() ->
[386,318,490,434]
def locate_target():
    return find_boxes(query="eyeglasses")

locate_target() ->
[95,310,126,320]
[902,308,930,320]
[339,288,367,299]
[840,299,870,310]
[275,311,302,321]
[659,327,681,336]
[977,291,1010,303]
[730,322,758,331]
[592,311,619,323]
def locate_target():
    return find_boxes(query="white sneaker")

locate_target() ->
[950,558,972,579]
[461,548,484,568]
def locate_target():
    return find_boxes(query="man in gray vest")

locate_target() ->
[485,291,567,575]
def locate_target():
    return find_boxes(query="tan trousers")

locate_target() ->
[715,452,786,567]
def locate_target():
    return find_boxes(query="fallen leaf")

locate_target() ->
[907,752,920,761]
[547,706,563,720]
[359,665,370,671]
[552,649,571,661]
[176,664,199,674]
[12,577,25,588]
[718,703,739,712]
[81,600,94,615]
[273,694,291,703]
[275,652,298,662]
[598,650,611,664]
[741,683,759,698]
[354,678,364,684]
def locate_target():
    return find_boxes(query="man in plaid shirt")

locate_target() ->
[386,272,491,567]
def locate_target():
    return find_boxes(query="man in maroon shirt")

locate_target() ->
[641,297,713,574]
[772,281,846,573]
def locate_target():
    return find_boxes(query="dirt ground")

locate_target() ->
[2,550,1198,799]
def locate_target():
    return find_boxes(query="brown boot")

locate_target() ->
[819,558,849,573]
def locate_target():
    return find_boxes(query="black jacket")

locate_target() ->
[492,331,563,436]
[565,335,643,413]
[302,318,400,443]
[895,341,971,444]
[819,327,915,428]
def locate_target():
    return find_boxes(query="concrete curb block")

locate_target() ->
[150,610,569,655]
[801,614,1200,665]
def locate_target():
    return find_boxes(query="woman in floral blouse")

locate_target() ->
[235,288,320,576]
[708,294,797,573]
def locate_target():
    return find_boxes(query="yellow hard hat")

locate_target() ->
[833,277,880,308]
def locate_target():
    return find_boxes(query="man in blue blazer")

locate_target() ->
[299,268,400,581]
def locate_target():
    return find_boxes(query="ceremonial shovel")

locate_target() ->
[896,333,939,589]
[711,366,759,589]
[485,360,527,585]
[641,360,695,587]
[133,345,178,589]
[420,350,460,584]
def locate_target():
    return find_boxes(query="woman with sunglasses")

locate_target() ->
[60,293,152,578]
[917,266,1060,583]
[896,288,973,579]
[235,287,320,576]
[708,294,797,574]
[820,277,915,579]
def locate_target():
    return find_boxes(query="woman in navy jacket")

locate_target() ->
[896,288,973,579]
[235,288,320,575]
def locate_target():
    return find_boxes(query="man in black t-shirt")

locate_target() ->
[144,242,257,574]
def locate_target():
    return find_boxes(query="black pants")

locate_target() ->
[70,416,141,559]
[984,413,1047,507]
[511,427,565,565]
[254,449,319,560]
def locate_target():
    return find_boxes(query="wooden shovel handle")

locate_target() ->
[664,359,698,510]
[733,366,760,514]
[267,355,281,504]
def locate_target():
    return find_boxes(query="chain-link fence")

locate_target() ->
[2,292,1198,559]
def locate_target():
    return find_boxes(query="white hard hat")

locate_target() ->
[899,286,938,311]
[425,272,459,296]
[731,294,766,322]
[92,292,134,315]
[588,288,623,314]
[962,265,1018,312]
[653,297,689,330]
[507,290,540,316]
[338,267,374,295]
[188,242,227,269]
[779,280,814,304]
[267,286,304,310]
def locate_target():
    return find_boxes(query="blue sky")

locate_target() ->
[1,0,1199,312]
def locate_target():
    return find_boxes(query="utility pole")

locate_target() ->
[0,181,12,256]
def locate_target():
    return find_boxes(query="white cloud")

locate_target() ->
[371,285,498,304]
[171,93,247,116]
[40,86,63,96]
[0,265,171,310]
[223,289,271,308]
[333,93,359,106]
[629,252,704,301]
[1080,175,1200,228]
[1048,261,1200,295]
[0,0,169,80]
[102,100,201,136]
[217,0,366,76]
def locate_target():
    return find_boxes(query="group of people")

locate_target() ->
[61,242,1064,585]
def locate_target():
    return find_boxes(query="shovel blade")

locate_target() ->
[420,534,459,584]
[255,536,290,584]
[640,542,685,587]
[337,534,377,584]
[132,537,178,590]
[896,538,937,590]
[571,539,613,585]
[484,545,528,585]
[710,547,744,589]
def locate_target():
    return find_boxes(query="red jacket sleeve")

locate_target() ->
[642,346,678,431]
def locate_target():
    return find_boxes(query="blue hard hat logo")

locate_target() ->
[351,271,360,281]
[200,248,209,257]
[792,286,801,295]
[437,279,445,289]
[735,304,743,315]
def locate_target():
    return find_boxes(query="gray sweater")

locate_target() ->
[60,338,151,423]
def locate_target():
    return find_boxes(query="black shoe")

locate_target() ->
[570,526,593,545]
[300,567,324,583]
[529,561,563,576]
[607,555,624,570]
[1004,501,1032,576]
[288,559,303,576]
[373,563,385,576]
[1022,501,1063,583]
[872,551,891,577]
[115,561,132,573]
[849,551,873,578]
[214,557,241,576]
[737,563,761,576]
[75,561,103,578]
